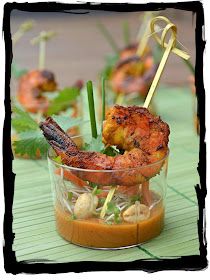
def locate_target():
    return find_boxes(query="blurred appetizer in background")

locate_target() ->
[12,29,83,117]
[11,29,84,159]
[98,12,162,114]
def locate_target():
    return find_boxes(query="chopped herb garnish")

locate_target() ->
[82,134,120,157]
[92,186,102,196]
[106,201,120,215]
[83,134,104,152]
[114,215,121,224]
[53,155,63,164]
[102,146,119,157]
[99,197,106,206]
[89,182,97,189]
[106,201,121,224]
[130,194,141,205]
[68,192,73,201]
[71,214,77,220]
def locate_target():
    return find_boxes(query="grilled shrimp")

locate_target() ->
[119,43,138,60]
[110,55,156,96]
[18,69,57,113]
[110,43,156,97]
[103,105,169,153]
[119,43,150,60]
[40,105,169,186]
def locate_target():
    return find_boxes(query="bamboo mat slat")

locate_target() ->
[12,86,200,262]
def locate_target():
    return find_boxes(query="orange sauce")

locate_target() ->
[55,203,164,248]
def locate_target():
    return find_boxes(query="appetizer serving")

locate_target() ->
[38,16,190,249]
[40,105,169,186]
[17,69,57,114]
[13,29,83,117]
[40,104,169,248]
[13,15,190,249]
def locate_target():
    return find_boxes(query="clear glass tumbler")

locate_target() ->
[48,135,169,249]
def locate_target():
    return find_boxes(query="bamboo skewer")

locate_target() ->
[100,16,190,221]
[141,16,190,205]
[143,16,190,109]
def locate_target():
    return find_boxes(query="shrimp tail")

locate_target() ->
[39,117,78,157]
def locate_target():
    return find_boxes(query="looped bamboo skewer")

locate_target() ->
[143,16,190,109]
[150,16,190,60]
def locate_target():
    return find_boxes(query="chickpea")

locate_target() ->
[74,193,98,219]
[123,201,150,223]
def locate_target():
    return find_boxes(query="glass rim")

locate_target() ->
[47,135,170,173]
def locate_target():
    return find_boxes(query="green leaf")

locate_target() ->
[130,194,141,204]
[82,134,119,156]
[12,106,39,132]
[106,201,121,224]
[47,87,80,116]
[83,134,104,152]
[99,197,106,206]
[106,201,120,215]
[103,146,119,157]
[52,115,84,132]
[13,130,49,158]
[68,192,73,201]
[114,214,121,224]
[89,182,98,189]
[92,186,102,196]
[70,214,77,220]
[12,106,85,158]
[53,155,62,164]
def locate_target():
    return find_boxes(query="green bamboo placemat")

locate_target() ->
[12,85,200,262]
